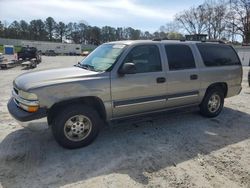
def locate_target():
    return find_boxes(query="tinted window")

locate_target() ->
[124,45,162,73]
[165,45,196,70]
[197,43,241,66]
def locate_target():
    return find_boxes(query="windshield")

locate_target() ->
[79,44,126,72]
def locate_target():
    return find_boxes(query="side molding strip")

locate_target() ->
[114,95,167,108]
[113,91,199,108]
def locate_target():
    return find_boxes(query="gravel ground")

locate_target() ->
[0,56,249,188]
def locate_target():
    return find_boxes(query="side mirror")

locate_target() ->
[118,63,136,75]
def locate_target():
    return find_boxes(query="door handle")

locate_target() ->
[190,74,198,80]
[156,77,166,83]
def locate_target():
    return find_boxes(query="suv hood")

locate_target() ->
[14,67,100,91]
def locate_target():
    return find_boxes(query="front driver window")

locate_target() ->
[123,45,162,73]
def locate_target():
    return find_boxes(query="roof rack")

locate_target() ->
[202,39,226,44]
[151,38,226,44]
[152,38,161,41]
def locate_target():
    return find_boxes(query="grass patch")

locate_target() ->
[0,45,3,53]
[82,48,95,52]
[14,46,22,53]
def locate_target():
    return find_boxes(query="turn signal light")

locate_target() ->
[19,103,39,112]
[27,106,39,112]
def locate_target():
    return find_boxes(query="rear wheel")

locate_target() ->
[200,87,224,118]
[51,105,101,149]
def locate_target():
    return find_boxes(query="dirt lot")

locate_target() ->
[0,56,249,188]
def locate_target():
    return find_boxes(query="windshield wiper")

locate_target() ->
[74,63,97,72]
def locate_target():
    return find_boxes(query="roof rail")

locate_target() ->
[152,38,161,41]
[152,38,226,44]
[205,39,226,44]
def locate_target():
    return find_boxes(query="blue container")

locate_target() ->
[4,45,14,54]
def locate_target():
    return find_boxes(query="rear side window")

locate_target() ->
[165,45,196,70]
[197,43,241,66]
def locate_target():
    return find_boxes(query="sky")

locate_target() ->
[0,0,205,32]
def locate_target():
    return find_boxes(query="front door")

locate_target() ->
[111,44,167,118]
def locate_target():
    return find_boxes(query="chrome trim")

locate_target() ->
[168,94,199,101]
[114,99,166,108]
[12,90,39,106]
[13,98,20,107]
[111,103,199,121]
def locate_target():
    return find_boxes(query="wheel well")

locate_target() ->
[206,83,228,97]
[47,97,106,125]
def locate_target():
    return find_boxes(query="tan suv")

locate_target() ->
[8,40,242,149]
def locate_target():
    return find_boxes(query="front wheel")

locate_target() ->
[200,87,224,118]
[51,105,101,149]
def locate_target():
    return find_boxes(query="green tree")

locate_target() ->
[65,22,81,43]
[29,19,47,40]
[45,17,56,41]
[153,31,160,38]
[0,21,4,37]
[8,21,21,39]
[116,27,124,40]
[123,27,141,40]
[90,26,101,45]
[167,32,184,40]
[130,29,141,40]
[55,21,67,42]
[78,22,88,43]
[19,20,29,39]
[72,22,81,43]
[143,31,153,39]
[101,26,116,42]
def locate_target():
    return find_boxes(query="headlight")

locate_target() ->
[19,90,38,100]
[12,89,39,112]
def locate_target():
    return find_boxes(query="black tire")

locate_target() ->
[200,87,224,118]
[51,104,101,149]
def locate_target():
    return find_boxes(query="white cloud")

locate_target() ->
[0,0,176,31]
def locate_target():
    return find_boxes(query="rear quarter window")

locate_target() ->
[196,43,241,67]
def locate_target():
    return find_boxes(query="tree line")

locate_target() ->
[0,0,249,44]
[0,17,183,45]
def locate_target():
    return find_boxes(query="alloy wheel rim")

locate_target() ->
[208,94,221,113]
[64,115,92,142]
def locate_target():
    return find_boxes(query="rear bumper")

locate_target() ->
[7,98,47,122]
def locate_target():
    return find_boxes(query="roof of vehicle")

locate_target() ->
[107,39,228,46]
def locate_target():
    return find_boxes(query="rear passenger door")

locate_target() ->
[164,44,201,107]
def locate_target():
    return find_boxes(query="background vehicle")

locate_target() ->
[45,50,57,56]
[8,40,242,149]
[81,51,90,56]
[17,47,41,62]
